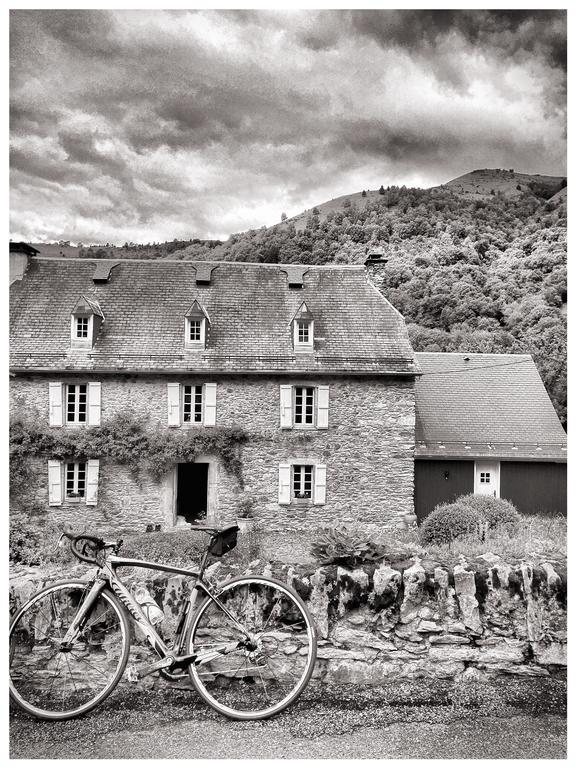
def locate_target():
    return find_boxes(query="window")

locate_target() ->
[75,317,89,338]
[189,319,202,343]
[480,472,491,484]
[48,459,99,506]
[293,464,313,499]
[294,387,315,425]
[297,320,310,344]
[66,461,86,500]
[183,385,203,423]
[167,382,217,426]
[280,385,329,429]
[66,384,88,423]
[49,382,101,426]
[278,462,326,505]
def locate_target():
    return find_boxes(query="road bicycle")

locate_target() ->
[9,524,317,722]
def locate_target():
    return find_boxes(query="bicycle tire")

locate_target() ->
[186,575,317,720]
[9,579,131,720]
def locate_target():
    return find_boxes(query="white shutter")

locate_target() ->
[280,385,293,429]
[48,460,63,506]
[167,383,181,426]
[313,464,327,505]
[278,463,291,505]
[86,459,100,506]
[49,383,63,426]
[316,386,329,429]
[204,383,217,426]
[88,382,101,426]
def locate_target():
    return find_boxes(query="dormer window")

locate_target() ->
[292,302,314,351]
[70,296,104,349]
[185,300,210,349]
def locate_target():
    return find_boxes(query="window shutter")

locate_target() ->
[278,463,291,505]
[317,386,329,429]
[313,464,327,505]
[48,460,63,506]
[86,459,100,506]
[88,382,101,426]
[49,383,63,426]
[167,383,181,426]
[204,383,217,426]
[280,385,293,428]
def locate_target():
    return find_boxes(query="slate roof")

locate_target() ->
[414,352,566,461]
[10,257,418,376]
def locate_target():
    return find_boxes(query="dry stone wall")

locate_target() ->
[10,552,566,684]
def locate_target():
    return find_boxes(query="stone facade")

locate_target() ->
[11,372,415,544]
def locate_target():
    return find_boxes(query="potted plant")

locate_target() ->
[236,496,256,532]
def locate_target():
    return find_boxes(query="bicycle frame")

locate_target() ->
[61,553,250,675]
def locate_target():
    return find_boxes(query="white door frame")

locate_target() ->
[474,460,500,497]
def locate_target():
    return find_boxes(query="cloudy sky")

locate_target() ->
[10,9,566,244]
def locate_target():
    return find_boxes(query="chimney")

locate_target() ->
[10,242,39,285]
[364,250,389,290]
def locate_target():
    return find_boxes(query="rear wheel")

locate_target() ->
[187,576,317,720]
[9,580,131,720]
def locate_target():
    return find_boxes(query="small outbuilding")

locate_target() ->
[414,352,566,519]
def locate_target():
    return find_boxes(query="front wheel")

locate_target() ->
[186,575,317,720]
[10,580,131,720]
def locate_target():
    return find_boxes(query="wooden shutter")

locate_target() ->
[48,460,63,506]
[280,385,293,429]
[313,464,327,505]
[204,383,217,426]
[49,383,63,426]
[278,463,291,505]
[316,386,329,429]
[88,382,101,426]
[86,459,100,506]
[167,383,181,426]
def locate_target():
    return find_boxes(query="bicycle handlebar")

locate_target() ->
[62,525,117,564]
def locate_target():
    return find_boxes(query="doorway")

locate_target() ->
[474,461,500,498]
[177,463,208,524]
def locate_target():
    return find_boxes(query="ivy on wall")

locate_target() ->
[9,410,248,501]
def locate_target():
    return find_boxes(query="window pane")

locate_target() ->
[293,464,313,498]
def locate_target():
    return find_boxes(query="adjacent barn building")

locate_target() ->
[414,352,567,519]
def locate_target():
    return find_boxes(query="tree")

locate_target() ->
[379,185,385,195]
[361,190,367,197]
[280,212,288,222]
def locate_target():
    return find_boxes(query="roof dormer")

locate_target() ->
[185,300,210,349]
[70,296,104,349]
[292,302,314,352]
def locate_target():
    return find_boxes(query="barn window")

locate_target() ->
[480,472,491,484]
[65,461,86,500]
[182,385,203,423]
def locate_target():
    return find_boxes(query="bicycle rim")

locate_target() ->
[187,576,317,720]
[9,580,130,720]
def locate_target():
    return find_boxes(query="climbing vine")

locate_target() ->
[9,409,248,500]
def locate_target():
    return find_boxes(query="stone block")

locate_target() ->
[532,642,567,666]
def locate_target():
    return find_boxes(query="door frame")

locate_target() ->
[473,460,500,497]
[162,454,219,526]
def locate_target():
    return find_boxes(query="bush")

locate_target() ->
[310,525,388,567]
[455,494,520,531]
[420,502,484,544]
[9,509,74,567]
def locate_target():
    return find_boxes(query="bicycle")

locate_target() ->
[9,524,317,722]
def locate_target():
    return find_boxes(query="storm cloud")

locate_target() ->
[10,9,566,244]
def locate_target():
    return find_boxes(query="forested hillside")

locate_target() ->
[174,184,567,427]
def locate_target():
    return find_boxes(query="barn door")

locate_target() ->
[474,461,500,497]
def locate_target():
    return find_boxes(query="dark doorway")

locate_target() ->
[177,463,208,523]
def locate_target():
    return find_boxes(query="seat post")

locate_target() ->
[197,539,214,580]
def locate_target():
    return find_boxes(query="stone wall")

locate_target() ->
[9,553,567,683]
[11,373,415,543]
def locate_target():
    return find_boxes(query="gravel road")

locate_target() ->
[10,678,567,760]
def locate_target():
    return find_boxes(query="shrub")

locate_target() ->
[120,531,206,566]
[9,509,74,567]
[420,502,484,544]
[310,525,388,567]
[455,494,520,531]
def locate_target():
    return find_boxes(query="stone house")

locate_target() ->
[414,352,567,518]
[9,253,418,550]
